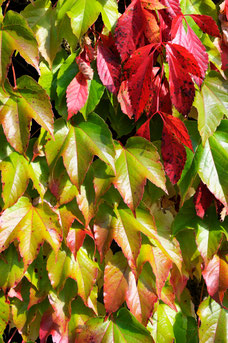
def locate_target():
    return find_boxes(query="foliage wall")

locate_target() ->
[0,0,228,342]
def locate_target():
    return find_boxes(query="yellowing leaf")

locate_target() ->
[0,77,54,154]
[0,10,39,85]
[0,152,29,208]
[114,137,166,213]
[0,197,62,266]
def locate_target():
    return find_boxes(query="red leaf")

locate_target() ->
[190,14,221,37]
[166,45,195,116]
[160,113,193,151]
[167,43,202,77]
[115,0,144,61]
[97,40,121,94]
[66,72,88,120]
[124,45,157,119]
[136,118,151,140]
[202,255,228,304]
[172,21,208,86]
[66,229,86,259]
[194,181,214,218]
[161,126,186,184]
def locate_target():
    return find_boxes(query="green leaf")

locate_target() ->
[62,0,102,39]
[46,113,115,190]
[0,76,54,154]
[0,152,29,208]
[118,205,182,271]
[74,246,98,304]
[195,208,223,264]
[195,72,228,145]
[195,129,228,209]
[0,244,24,292]
[99,0,118,31]
[149,303,176,343]
[0,291,10,336]
[0,10,39,85]
[0,197,62,266]
[77,308,153,342]
[22,0,61,68]
[80,73,105,118]
[28,157,49,199]
[113,205,142,271]
[198,297,228,343]
[69,296,95,343]
[56,52,78,105]
[114,137,166,213]
[180,0,217,19]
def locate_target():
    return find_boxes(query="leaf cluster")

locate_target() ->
[0,0,227,343]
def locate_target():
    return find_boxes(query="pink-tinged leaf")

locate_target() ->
[172,21,208,85]
[160,284,177,312]
[115,0,144,61]
[94,203,114,262]
[124,45,156,119]
[142,8,160,43]
[141,0,166,10]
[202,254,228,304]
[76,55,94,80]
[194,181,214,218]
[150,246,173,297]
[66,72,88,120]
[97,40,121,94]
[126,266,157,325]
[160,113,194,151]
[137,243,172,298]
[117,80,134,118]
[189,14,221,37]
[162,126,187,184]
[66,229,86,259]
[104,251,129,314]
[170,264,188,300]
[39,309,65,343]
[160,0,182,18]
[166,45,195,116]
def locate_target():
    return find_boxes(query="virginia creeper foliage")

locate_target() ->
[0,0,228,342]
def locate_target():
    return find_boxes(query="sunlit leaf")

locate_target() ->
[0,197,62,266]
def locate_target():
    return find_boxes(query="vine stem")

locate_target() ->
[3,0,10,16]
[11,62,17,90]
[7,328,17,343]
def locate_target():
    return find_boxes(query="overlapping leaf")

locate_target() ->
[0,197,62,266]
[0,76,54,154]
[114,137,166,212]
[0,10,39,85]
[45,113,115,190]
[77,308,153,342]
[195,124,228,209]
[198,297,228,343]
